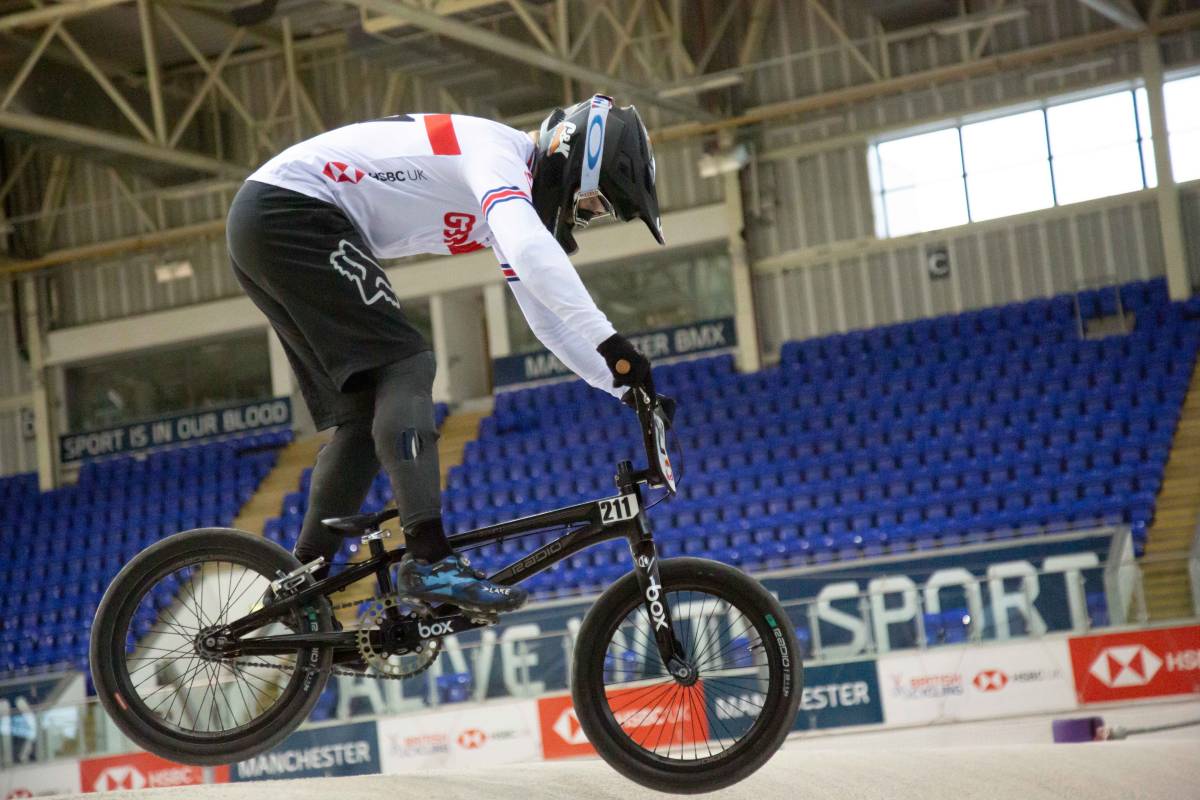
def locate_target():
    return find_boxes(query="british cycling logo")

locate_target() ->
[322,161,364,184]
[329,240,400,309]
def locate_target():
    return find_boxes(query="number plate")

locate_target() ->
[598,494,640,526]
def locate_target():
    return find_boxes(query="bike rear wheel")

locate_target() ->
[571,557,802,794]
[89,529,333,765]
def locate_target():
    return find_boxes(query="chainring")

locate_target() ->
[355,595,442,678]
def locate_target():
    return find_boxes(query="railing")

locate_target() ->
[2,553,1197,770]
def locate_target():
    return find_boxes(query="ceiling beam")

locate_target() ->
[0,219,226,277]
[0,109,247,178]
[0,0,129,33]
[1076,0,1146,30]
[654,8,1200,142]
[342,0,713,119]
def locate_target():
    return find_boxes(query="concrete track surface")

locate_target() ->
[55,738,1200,800]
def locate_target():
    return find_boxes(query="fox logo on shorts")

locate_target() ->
[329,240,401,309]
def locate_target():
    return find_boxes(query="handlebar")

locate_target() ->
[630,387,677,494]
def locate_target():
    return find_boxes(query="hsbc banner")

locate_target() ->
[231,720,379,781]
[378,700,541,773]
[0,760,81,798]
[78,751,227,793]
[538,686,710,760]
[493,317,736,388]
[878,640,1076,726]
[1069,624,1200,705]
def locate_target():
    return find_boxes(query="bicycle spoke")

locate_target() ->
[115,553,309,740]
[598,583,784,765]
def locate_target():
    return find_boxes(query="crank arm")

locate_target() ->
[236,631,360,656]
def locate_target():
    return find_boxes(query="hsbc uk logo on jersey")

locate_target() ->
[322,161,364,184]
[1069,624,1200,703]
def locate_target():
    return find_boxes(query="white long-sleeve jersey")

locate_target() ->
[248,112,621,398]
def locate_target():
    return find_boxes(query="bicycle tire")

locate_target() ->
[89,528,333,765]
[571,557,802,794]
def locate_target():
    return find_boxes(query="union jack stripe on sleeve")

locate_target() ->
[499,263,519,283]
[480,185,532,219]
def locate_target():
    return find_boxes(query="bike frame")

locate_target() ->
[222,391,686,669]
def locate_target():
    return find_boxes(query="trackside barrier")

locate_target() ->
[877,639,1077,726]
[1189,522,1200,618]
[2,627,1197,790]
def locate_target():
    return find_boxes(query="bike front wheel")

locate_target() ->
[89,528,333,765]
[571,557,802,794]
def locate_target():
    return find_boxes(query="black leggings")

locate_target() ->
[293,351,448,567]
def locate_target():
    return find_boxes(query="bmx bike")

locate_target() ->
[90,389,802,793]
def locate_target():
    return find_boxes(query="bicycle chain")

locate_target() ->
[226,594,431,681]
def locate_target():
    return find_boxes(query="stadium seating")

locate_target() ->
[3,279,1196,679]
[0,430,291,677]
[443,278,1198,599]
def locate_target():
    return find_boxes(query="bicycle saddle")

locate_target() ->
[322,507,399,534]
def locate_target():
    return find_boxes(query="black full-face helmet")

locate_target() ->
[531,94,665,255]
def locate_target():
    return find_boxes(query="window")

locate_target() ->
[874,129,969,237]
[504,247,733,354]
[1163,74,1200,182]
[66,333,272,432]
[961,110,1053,221]
[1134,88,1158,188]
[868,76,1200,237]
[1048,92,1146,204]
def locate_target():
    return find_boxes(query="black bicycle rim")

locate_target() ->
[595,585,780,766]
[111,555,308,741]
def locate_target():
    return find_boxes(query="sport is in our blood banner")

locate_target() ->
[537,684,709,760]
[1068,624,1200,704]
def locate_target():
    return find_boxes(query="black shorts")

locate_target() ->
[227,180,430,430]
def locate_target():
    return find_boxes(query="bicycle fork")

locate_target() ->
[619,464,694,684]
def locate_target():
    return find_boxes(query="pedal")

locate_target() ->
[466,611,500,626]
[270,557,326,595]
[395,595,435,620]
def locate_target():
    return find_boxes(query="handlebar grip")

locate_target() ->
[615,359,632,375]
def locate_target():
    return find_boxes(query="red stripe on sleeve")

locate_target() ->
[424,114,461,156]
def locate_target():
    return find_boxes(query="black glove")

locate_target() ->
[597,333,654,396]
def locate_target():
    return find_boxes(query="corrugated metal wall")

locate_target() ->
[744,0,1200,358]
[754,193,1164,356]
[0,280,37,475]
[33,29,721,330]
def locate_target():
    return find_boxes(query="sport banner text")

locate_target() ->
[492,317,737,388]
[59,397,292,463]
